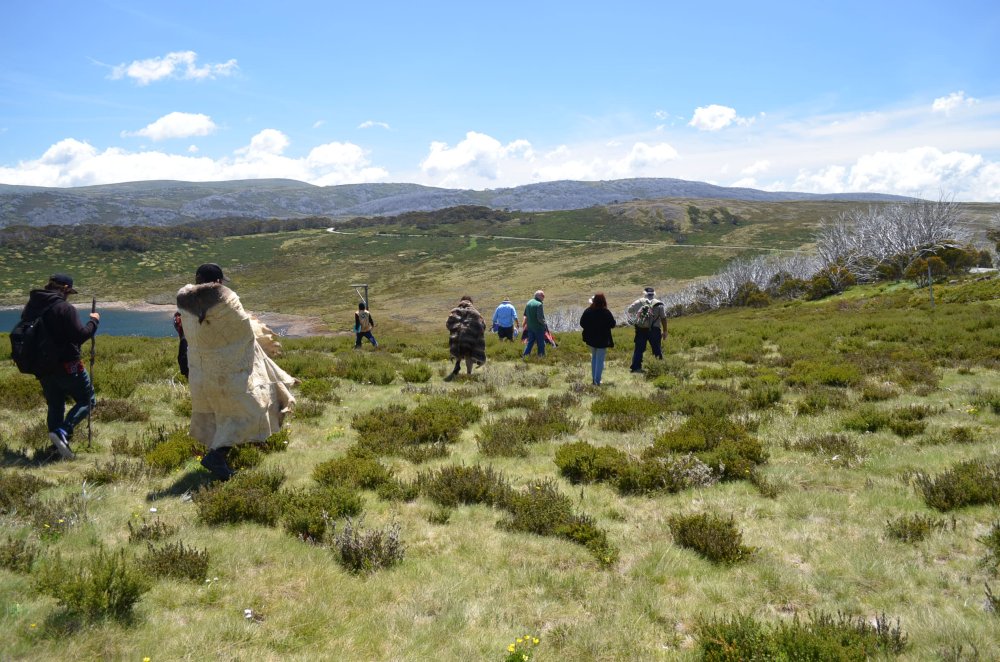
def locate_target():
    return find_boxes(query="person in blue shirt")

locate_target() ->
[492,297,519,341]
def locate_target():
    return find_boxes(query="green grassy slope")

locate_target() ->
[0,279,998,659]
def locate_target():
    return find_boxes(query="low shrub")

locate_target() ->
[142,541,209,582]
[31,494,87,540]
[746,383,784,410]
[93,398,151,423]
[34,548,152,622]
[668,512,754,564]
[697,612,907,660]
[787,359,861,388]
[489,396,542,412]
[0,374,44,410]
[82,457,151,485]
[666,385,745,418]
[173,396,192,418]
[478,408,579,456]
[885,514,949,543]
[0,470,52,515]
[127,517,178,543]
[861,381,900,402]
[298,377,340,402]
[500,479,573,536]
[616,454,718,495]
[335,352,398,385]
[914,458,1000,511]
[352,398,481,458]
[553,441,629,484]
[556,514,619,567]
[0,536,39,573]
[144,427,202,472]
[332,518,405,574]
[979,521,1000,572]
[921,426,980,446]
[787,433,864,468]
[280,486,363,542]
[643,355,692,380]
[401,362,433,383]
[796,387,849,415]
[193,468,285,526]
[313,454,393,490]
[227,445,265,471]
[971,390,1000,415]
[294,399,326,420]
[262,428,291,453]
[374,478,420,502]
[417,464,511,508]
[98,366,142,399]
[646,415,766,482]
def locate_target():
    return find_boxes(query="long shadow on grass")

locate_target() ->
[0,447,63,468]
[146,469,214,501]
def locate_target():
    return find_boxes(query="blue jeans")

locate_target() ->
[355,331,378,347]
[523,329,545,356]
[39,365,95,438]
[630,327,662,371]
[589,346,607,384]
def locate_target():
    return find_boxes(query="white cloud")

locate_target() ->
[932,91,979,114]
[358,120,391,130]
[689,104,754,131]
[420,131,533,183]
[312,120,326,129]
[0,131,387,188]
[741,160,771,176]
[110,51,238,86]
[790,147,1000,201]
[123,112,216,141]
[653,110,669,120]
[187,145,199,153]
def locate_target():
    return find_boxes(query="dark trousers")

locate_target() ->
[355,331,377,347]
[497,326,514,341]
[630,326,662,371]
[523,329,545,356]
[39,366,95,437]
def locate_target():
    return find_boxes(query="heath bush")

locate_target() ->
[93,398,150,423]
[280,486,363,542]
[313,454,393,490]
[668,512,754,564]
[83,457,151,485]
[553,441,629,484]
[0,374,44,410]
[500,479,574,536]
[143,427,202,472]
[331,518,405,574]
[0,536,39,573]
[616,454,718,496]
[418,464,512,508]
[796,387,849,415]
[298,377,340,402]
[193,468,285,526]
[142,541,209,583]
[0,470,52,515]
[885,514,949,543]
[914,458,1000,511]
[401,362,433,383]
[787,359,861,388]
[34,548,152,622]
[127,517,178,543]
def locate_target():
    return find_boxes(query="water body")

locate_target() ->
[0,307,177,337]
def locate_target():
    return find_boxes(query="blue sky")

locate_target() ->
[1,1,998,199]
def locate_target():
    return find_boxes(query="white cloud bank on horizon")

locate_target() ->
[0,130,387,187]
[110,51,238,85]
[122,112,217,141]
[2,95,999,199]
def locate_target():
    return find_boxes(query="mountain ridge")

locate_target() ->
[0,177,914,227]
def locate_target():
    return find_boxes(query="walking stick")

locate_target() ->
[87,296,96,450]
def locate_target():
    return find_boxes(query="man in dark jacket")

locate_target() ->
[20,274,100,459]
[445,295,486,381]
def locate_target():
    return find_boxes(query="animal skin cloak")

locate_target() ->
[446,301,487,365]
[176,283,296,450]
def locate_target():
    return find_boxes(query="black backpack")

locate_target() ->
[9,301,59,375]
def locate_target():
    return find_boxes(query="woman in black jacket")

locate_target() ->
[579,293,616,385]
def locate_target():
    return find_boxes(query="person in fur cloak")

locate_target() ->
[444,295,486,381]
[176,263,296,481]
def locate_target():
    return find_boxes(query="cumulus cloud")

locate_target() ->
[122,112,216,141]
[790,147,1000,201]
[689,104,754,131]
[420,131,535,183]
[110,51,238,85]
[0,131,387,188]
[741,160,771,176]
[932,91,979,114]
[358,120,391,130]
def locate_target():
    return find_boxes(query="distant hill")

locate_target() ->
[0,177,914,228]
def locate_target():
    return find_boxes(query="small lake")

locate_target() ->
[0,307,178,338]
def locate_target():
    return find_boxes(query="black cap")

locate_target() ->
[643,286,655,294]
[195,263,227,284]
[50,273,78,294]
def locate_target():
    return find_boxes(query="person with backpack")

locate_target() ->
[176,263,297,481]
[626,286,667,373]
[579,293,616,385]
[445,295,487,381]
[354,302,378,349]
[491,297,518,341]
[13,274,100,459]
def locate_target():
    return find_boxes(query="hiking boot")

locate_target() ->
[200,447,234,481]
[48,429,75,460]
[630,369,644,374]
[443,372,457,382]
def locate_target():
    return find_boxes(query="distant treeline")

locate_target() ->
[0,216,336,252]
[339,205,513,230]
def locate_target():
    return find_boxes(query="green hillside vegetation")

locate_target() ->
[4,200,997,331]
[1,278,999,659]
